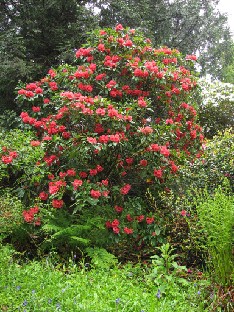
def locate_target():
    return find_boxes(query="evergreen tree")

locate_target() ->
[0,0,96,111]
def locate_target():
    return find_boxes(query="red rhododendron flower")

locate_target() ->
[25,90,34,97]
[153,169,163,178]
[87,137,97,144]
[43,98,50,104]
[190,130,197,139]
[123,39,133,47]
[48,69,56,77]
[18,89,26,95]
[59,171,67,178]
[39,192,48,201]
[105,221,112,228]
[124,227,133,234]
[102,190,110,197]
[62,131,71,139]
[120,184,131,195]
[139,126,153,135]
[48,174,55,180]
[1,156,13,164]
[90,189,101,199]
[112,227,120,234]
[52,199,64,208]
[149,143,160,152]
[101,179,109,186]
[43,136,52,141]
[30,140,41,147]
[185,54,197,61]
[30,206,39,214]
[66,169,76,176]
[49,184,60,195]
[125,157,133,165]
[139,159,148,166]
[22,206,39,222]
[22,211,34,223]
[115,24,124,31]
[170,161,179,173]
[96,165,104,172]
[72,179,83,190]
[95,73,106,81]
[109,134,121,143]
[136,215,145,222]
[160,146,170,157]
[97,43,105,52]
[95,108,106,116]
[9,151,18,158]
[79,171,88,178]
[115,205,123,213]
[181,210,187,217]
[99,30,107,35]
[138,97,147,108]
[106,80,117,89]
[32,106,40,112]
[126,214,133,222]
[146,217,154,224]
[111,219,120,227]
[89,168,98,176]
[34,217,41,226]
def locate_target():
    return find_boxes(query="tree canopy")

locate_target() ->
[0,0,96,110]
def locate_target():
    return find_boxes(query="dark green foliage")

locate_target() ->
[220,42,234,84]
[190,129,234,192]
[0,0,97,111]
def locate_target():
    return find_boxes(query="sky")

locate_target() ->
[218,0,234,36]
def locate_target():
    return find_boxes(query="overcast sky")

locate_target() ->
[218,0,234,36]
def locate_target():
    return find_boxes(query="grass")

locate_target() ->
[0,245,213,312]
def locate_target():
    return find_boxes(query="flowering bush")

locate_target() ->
[198,79,234,138]
[2,25,203,252]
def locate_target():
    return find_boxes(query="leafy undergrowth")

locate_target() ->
[0,245,215,312]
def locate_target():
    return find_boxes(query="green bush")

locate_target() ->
[0,192,25,241]
[178,128,234,194]
[193,186,234,286]
[0,244,213,312]
[0,128,48,203]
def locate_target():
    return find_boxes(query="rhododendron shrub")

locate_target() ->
[10,25,204,250]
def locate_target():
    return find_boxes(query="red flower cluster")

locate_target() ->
[1,150,18,164]
[23,206,40,225]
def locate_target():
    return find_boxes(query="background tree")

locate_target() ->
[90,0,232,78]
[0,0,96,111]
[220,42,234,84]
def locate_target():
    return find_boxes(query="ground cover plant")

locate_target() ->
[0,244,213,312]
